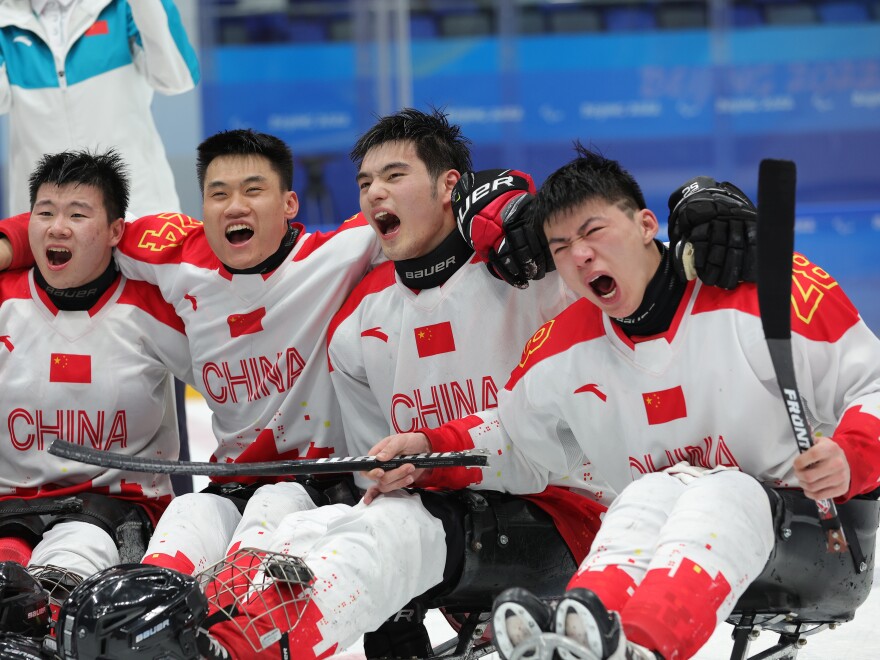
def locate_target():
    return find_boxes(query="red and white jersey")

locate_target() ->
[328,258,611,559]
[112,212,382,466]
[425,255,880,502]
[0,269,191,523]
[328,257,571,459]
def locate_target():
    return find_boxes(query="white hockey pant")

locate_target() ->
[143,482,317,574]
[258,490,448,656]
[580,470,775,626]
[29,520,119,580]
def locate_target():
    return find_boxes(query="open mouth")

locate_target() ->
[225,224,254,245]
[47,247,72,267]
[589,274,617,299]
[374,211,401,237]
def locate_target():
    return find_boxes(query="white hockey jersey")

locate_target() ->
[328,257,577,476]
[107,212,383,469]
[0,268,191,523]
[425,256,880,502]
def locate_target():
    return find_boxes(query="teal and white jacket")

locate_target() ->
[0,0,199,216]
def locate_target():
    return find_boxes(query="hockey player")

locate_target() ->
[327,109,606,657]
[367,145,880,660]
[0,150,191,612]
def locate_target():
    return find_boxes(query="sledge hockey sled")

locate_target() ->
[412,490,879,660]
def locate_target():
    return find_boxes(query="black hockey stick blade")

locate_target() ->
[756,158,847,553]
[47,439,490,477]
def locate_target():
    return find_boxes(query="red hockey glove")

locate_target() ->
[453,169,551,289]
[667,176,757,290]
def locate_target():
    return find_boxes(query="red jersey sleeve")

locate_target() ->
[0,213,36,269]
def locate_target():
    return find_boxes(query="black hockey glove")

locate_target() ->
[667,176,758,290]
[453,169,552,289]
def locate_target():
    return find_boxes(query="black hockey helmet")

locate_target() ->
[56,564,208,660]
[0,632,54,660]
[0,561,51,637]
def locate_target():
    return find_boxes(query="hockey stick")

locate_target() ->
[47,439,490,477]
[756,158,847,553]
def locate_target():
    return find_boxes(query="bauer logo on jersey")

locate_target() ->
[50,353,91,384]
[136,214,202,252]
[228,308,266,338]
[414,322,455,358]
[642,386,687,425]
[518,319,555,369]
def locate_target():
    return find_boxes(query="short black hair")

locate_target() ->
[28,149,130,221]
[350,107,472,179]
[197,129,294,192]
[533,142,647,226]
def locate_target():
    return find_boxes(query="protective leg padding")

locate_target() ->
[566,565,637,614]
[296,492,447,653]
[29,521,120,580]
[0,494,150,564]
[227,482,318,555]
[576,471,774,660]
[209,596,337,660]
[572,473,681,611]
[143,493,241,574]
[142,549,196,575]
[622,559,731,660]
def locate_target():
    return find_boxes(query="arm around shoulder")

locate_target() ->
[0,213,36,270]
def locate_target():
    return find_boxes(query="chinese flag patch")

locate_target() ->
[414,321,455,358]
[85,20,109,36]
[228,308,266,338]
[50,353,91,383]
[642,385,687,425]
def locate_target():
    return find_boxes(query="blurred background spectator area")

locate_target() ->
[208,0,880,45]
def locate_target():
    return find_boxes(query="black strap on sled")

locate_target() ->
[0,494,151,563]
